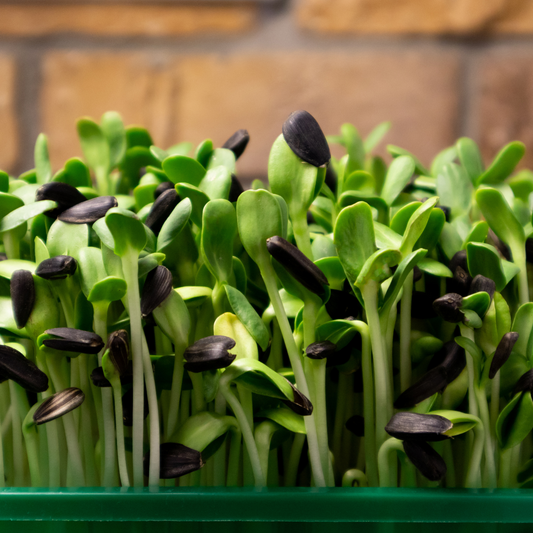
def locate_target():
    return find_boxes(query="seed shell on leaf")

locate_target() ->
[228,174,245,203]
[489,332,519,379]
[143,442,204,479]
[36,182,87,217]
[0,344,48,393]
[183,335,236,373]
[267,236,329,296]
[306,340,337,360]
[154,181,175,200]
[43,327,104,354]
[469,274,496,302]
[91,361,133,388]
[141,265,174,318]
[145,188,180,235]
[106,329,130,376]
[282,110,331,167]
[403,440,447,482]
[513,369,533,395]
[33,387,85,425]
[10,270,35,329]
[449,250,468,274]
[433,293,464,323]
[58,196,118,224]
[222,129,250,160]
[282,379,313,416]
[394,366,448,409]
[385,412,452,442]
[36,255,78,280]
[428,341,466,384]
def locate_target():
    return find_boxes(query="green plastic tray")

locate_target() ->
[0,488,532,532]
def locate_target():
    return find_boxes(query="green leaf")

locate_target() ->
[105,207,146,256]
[0,260,36,279]
[399,197,438,256]
[101,111,126,168]
[163,156,206,187]
[512,303,533,362]
[214,312,258,361]
[34,133,52,184]
[0,200,56,233]
[417,258,452,278]
[455,336,483,365]
[343,171,375,194]
[77,118,110,177]
[355,248,401,288]
[338,192,389,224]
[462,221,489,249]
[456,137,484,184]
[497,392,533,450]
[436,163,472,218]
[157,198,192,252]
[46,220,89,260]
[462,291,491,318]
[175,184,209,228]
[477,141,525,186]
[364,121,391,154]
[430,146,457,178]
[195,139,213,167]
[314,256,346,288]
[431,410,478,437]
[153,290,191,346]
[206,148,236,174]
[316,319,356,350]
[224,285,269,352]
[175,286,212,308]
[387,145,429,176]
[374,222,402,250]
[201,200,237,283]
[467,242,519,292]
[257,408,306,434]
[439,221,463,261]
[341,124,365,173]
[199,166,232,201]
[236,190,283,269]
[125,126,152,149]
[0,171,8,193]
[334,202,375,286]
[380,156,415,206]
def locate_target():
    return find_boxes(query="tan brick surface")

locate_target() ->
[475,52,533,169]
[177,52,460,177]
[42,52,181,169]
[0,4,255,36]
[298,0,533,35]
[0,56,18,173]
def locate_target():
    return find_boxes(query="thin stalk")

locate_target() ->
[459,325,479,418]
[8,382,24,486]
[189,372,206,413]
[259,260,325,487]
[165,342,186,440]
[475,386,497,488]
[377,438,402,488]
[352,320,378,487]
[111,379,130,487]
[213,391,227,486]
[399,271,413,392]
[285,433,305,487]
[332,372,350,472]
[226,427,241,487]
[291,210,313,260]
[465,418,484,488]
[22,422,40,487]
[121,248,145,487]
[221,383,265,487]
[516,252,529,307]
[490,374,500,441]
[499,448,513,488]
[78,355,97,487]
[255,421,276,481]
[93,304,117,487]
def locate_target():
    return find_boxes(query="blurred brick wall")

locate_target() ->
[1,0,533,182]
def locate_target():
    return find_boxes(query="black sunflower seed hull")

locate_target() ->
[90,366,111,387]
[449,266,472,296]
[33,387,85,425]
[267,236,329,296]
[145,189,180,235]
[428,340,466,384]
[43,327,104,355]
[183,335,237,373]
[58,196,118,224]
[107,329,130,376]
[514,369,533,395]
[324,164,337,192]
[527,238,533,264]
[141,265,174,317]
[394,366,448,409]
[0,344,49,393]
[283,379,313,416]
[154,181,175,200]
[436,205,451,222]
[433,293,464,323]
[403,440,447,482]
[11,270,35,329]
[36,255,78,280]
[385,412,452,442]
[449,250,468,275]
[489,331,519,379]
[306,340,337,360]
[229,174,244,203]
[282,110,331,167]
[36,182,87,214]
[222,129,250,160]
[469,274,496,302]
[144,442,204,479]
[345,415,365,437]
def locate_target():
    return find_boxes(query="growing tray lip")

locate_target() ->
[0,487,533,523]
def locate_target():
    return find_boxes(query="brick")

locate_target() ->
[474,52,533,169]
[41,52,181,169]
[0,55,18,173]
[297,0,533,35]
[177,52,460,177]
[0,4,255,37]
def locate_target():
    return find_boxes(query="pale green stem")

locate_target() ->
[221,383,265,487]
[475,386,497,488]
[78,355,97,487]
[165,342,186,440]
[342,469,368,487]
[226,427,241,487]
[332,372,350,470]
[22,422,40,487]
[499,448,513,488]
[490,374,500,445]
[459,325,479,419]
[111,379,130,487]
[259,260,325,487]
[399,272,413,392]
[378,438,403,488]
[121,248,145,487]
[291,210,313,260]
[516,252,529,307]
[285,433,305,487]
[8,381,24,487]
[255,421,276,481]
[465,419,484,489]
[93,304,117,487]
[189,372,206,413]
[213,391,227,486]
